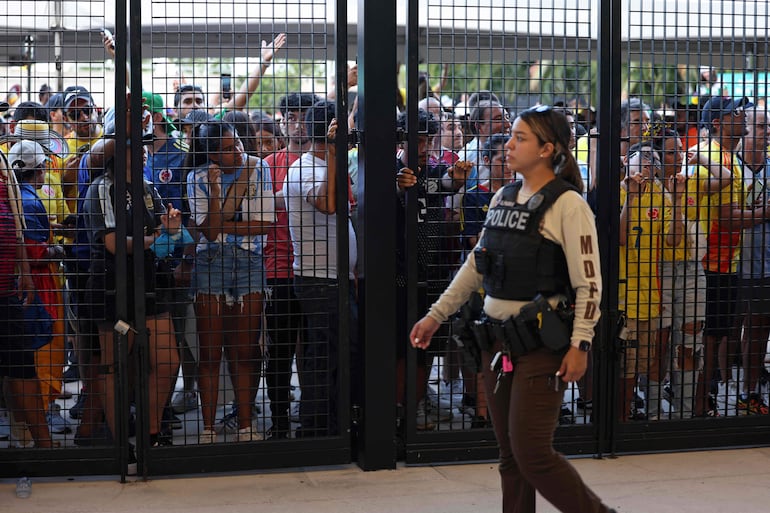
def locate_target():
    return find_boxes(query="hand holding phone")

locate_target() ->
[221,73,232,101]
[101,28,115,51]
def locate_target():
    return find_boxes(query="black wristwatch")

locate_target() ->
[577,340,592,352]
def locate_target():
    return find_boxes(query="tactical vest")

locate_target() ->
[475,179,575,301]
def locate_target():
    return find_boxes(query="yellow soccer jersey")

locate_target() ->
[619,180,666,320]
[693,140,743,273]
[661,177,699,262]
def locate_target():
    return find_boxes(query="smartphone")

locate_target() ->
[101,28,115,50]
[221,73,232,100]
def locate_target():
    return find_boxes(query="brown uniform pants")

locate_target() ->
[482,347,611,513]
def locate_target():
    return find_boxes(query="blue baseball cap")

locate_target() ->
[700,96,753,128]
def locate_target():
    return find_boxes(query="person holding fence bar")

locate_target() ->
[410,106,615,513]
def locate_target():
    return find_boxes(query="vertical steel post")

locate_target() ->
[356,0,398,470]
[595,0,623,458]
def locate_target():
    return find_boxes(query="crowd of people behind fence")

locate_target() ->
[0,34,768,459]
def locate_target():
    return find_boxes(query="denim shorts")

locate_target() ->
[194,244,265,304]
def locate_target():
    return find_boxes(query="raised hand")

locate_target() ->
[262,33,287,64]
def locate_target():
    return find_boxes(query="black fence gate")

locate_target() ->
[1,0,770,480]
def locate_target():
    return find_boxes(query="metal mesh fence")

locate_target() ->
[0,0,769,476]
[418,0,595,432]
[620,0,770,423]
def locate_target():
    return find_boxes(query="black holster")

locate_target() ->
[450,292,484,372]
[532,294,572,353]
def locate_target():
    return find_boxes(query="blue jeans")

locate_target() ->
[293,276,359,436]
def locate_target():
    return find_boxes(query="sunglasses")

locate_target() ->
[67,106,93,120]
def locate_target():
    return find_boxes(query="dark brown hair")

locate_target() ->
[517,106,584,194]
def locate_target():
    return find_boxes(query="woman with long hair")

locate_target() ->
[410,106,616,513]
[185,120,274,443]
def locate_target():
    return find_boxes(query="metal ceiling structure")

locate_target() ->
[0,1,767,68]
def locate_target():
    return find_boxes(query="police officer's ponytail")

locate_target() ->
[518,106,584,194]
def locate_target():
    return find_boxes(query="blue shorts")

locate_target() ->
[194,244,265,304]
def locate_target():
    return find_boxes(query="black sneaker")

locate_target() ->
[470,415,491,429]
[576,397,593,411]
[265,428,289,441]
[161,406,183,430]
[73,423,112,447]
[150,432,173,447]
[69,391,87,420]
[63,365,80,383]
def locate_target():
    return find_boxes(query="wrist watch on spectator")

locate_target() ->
[578,340,592,352]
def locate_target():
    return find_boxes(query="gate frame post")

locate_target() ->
[355,0,399,470]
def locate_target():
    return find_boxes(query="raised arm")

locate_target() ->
[220,33,287,112]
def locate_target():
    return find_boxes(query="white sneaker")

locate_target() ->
[236,426,263,442]
[716,381,738,416]
[198,428,217,444]
[47,403,73,434]
[171,391,199,414]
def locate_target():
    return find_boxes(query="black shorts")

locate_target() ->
[85,252,167,328]
[0,296,37,380]
[739,276,770,315]
[704,271,739,338]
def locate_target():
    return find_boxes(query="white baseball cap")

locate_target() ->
[8,140,49,170]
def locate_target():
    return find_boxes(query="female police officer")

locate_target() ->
[410,106,615,513]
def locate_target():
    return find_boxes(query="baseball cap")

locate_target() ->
[141,91,177,132]
[45,93,65,111]
[177,109,213,130]
[8,140,49,171]
[700,96,753,127]
[63,85,94,109]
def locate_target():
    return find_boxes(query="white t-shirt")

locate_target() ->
[284,152,357,279]
[187,157,275,253]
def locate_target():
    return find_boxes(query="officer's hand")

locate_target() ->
[410,316,440,350]
[556,346,588,383]
[397,167,418,190]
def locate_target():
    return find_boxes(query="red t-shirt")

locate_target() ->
[263,149,302,279]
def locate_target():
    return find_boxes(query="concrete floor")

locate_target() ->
[4,447,770,513]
